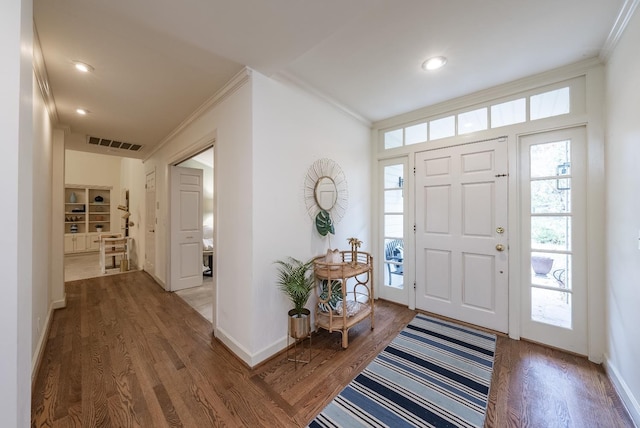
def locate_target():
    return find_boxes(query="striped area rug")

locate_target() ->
[308,313,496,428]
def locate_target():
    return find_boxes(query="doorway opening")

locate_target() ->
[63,149,143,282]
[172,146,214,323]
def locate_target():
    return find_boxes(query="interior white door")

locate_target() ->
[519,127,587,355]
[170,166,203,292]
[145,170,156,278]
[415,139,508,332]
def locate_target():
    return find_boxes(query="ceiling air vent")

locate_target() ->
[87,136,143,153]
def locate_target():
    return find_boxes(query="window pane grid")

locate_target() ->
[383,86,572,150]
[531,87,570,120]
[382,161,405,290]
[405,123,427,145]
[528,138,573,329]
[491,98,526,128]
[458,107,488,134]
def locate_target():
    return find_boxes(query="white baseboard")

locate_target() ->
[214,326,287,368]
[251,336,288,367]
[32,294,66,387]
[604,356,640,426]
[51,294,67,310]
[144,269,167,291]
[214,326,252,366]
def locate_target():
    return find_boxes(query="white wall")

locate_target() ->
[604,7,640,423]
[0,0,33,425]
[143,71,253,355]
[65,150,122,235]
[121,157,146,269]
[250,72,372,363]
[32,70,53,366]
[51,129,66,306]
[143,69,371,366]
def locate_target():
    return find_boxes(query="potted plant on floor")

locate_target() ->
[274,257,315,339]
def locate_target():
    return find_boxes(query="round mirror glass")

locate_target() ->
[315,176,337,210]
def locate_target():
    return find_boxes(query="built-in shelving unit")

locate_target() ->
[64,185,112,254]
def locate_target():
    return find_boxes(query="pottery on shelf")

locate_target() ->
[69,192,77,203]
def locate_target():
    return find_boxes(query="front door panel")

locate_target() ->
[415,139,508,332]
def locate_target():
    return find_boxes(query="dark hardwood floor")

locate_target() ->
[32,271,633,427]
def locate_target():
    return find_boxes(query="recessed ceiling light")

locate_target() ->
[76,108,88,115]
[72,61,94,73]
[422,56,447,71]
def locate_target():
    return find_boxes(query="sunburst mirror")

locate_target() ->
[304,158,348,224]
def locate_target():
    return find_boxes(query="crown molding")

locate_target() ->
[144,67,251,161]
[274,70,371,127]
[600,0,639,62]
[32,24,59,125]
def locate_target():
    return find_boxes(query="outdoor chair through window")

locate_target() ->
[384,239,404,285]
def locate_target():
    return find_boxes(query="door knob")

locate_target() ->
[496,244,505,252]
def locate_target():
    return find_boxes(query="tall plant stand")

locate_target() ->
[287,314,312,369]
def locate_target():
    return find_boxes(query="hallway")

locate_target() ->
[32,272,632,427]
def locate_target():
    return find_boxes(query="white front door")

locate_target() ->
[415,138,509,332]
[170,166,203,292]
[145,170,156,278]
[519,127,587,355]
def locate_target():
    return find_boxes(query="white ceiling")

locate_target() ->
[34,0,626,159]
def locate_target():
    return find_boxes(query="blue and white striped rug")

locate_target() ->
[308,313,496,427]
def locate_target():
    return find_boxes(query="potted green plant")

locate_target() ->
[274,257,315,339]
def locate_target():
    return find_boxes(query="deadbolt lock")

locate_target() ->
[496,227,505,234]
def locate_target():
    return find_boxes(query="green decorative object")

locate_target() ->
[318,279,342,312]
[274,257,315,318]
[315,209,335,236]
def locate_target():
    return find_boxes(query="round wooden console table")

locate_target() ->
[313,251,374,348]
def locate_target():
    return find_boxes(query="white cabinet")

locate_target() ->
[86,233,101,251]
[64,185,112,254]
[64,233,88,253]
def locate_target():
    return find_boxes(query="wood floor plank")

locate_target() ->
[32,271,633,427]
[487,336,634,427]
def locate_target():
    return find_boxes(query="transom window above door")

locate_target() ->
[382,83,574,150]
